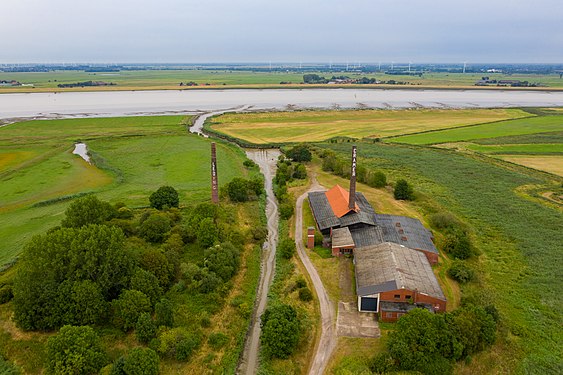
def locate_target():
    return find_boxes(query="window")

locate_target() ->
[385,312,393,318]
[406,295,412,300]
[397,313,404,318]
[394,294,401,299]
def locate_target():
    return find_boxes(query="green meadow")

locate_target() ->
[0,116,249,265]
[388,115,563,145]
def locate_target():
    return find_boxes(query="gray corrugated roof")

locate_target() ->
[350,226,384,248]
[354,242,445,301]
[332,227,355,248]
[308,191,376,232]
[375,214,438,254]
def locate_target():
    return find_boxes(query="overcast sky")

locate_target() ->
[2,0,562,64]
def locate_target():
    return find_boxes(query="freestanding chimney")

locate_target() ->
[211,142,219,204]
[349,145,357,210]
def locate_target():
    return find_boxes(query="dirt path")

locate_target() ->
[294,174,338,375]
[237,149,281,375]
[189,105,250,136]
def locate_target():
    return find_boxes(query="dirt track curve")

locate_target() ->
[295,175,337,375]
[237,149,281,375]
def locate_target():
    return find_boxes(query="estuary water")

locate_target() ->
[0,88,562,120]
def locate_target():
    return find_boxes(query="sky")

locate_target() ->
[1,0,562,64]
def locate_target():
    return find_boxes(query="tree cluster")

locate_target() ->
[372,306,497,374]
[320,149,387,189]
[225,177,264,202]
[303,74,328,84]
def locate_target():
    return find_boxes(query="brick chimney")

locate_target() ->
[307,227,315,249]
[348,145,357,210]
[211,142,219,204]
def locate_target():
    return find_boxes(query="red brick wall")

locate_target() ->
[380,289,446,312]
[419,249,438,265]
[332,245,354,256]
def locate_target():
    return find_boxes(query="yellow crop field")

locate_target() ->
[211,108,529,144]
[500,155,563,176]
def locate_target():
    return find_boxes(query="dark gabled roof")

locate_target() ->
[308,190,376,232]
[375,214,438,254]
[332,227,355,248]
[308,191,340,232]
[354,242,446,301]
[350,225,384,248]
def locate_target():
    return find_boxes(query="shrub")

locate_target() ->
[443,230,474,260]
[295,277,307,289]
[243,159,257,168]
[0,285,13,304]
[314,231,323,246]
[260,304,300,359]
[204,242,241,282]
[197,217,219,248]
[130,268,163,305]
[279,201,294,220]
[226,177,250,202]
[122,348,159,375]
[298,287,313,302]
[208,332,229,349]
[278,238,296,259]
[447,261,476,283]
[252,226,268,243]
[394,179,414,200]
[429,212,464,231]
[155,298,174,328]
[46,325,107,375]
[136,313,157,344]
[369,352,397,374]
[149,186,179,210]
[367,171,387,188]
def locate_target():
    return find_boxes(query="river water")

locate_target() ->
[1,88,562,119]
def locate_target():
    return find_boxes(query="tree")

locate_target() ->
[298,287,313,302]
[286,145,312,162]
[278,238,296,259]
[122,348,159,375]
[112,290,152,331]
[204,242,240,282]
[130,268,163,305]
[260,304,300,359]
[135,313,157,344]
[447,305,496,357]
[442,230,474,260]
[292,163,307,179]
[279,201,294,220]
[67,280,107,326]
[62,195,116,228]
[394,179,414,200]
[138,213,171,243]
[149,186,179,210]
[140,249,174,288]
[226,177,250,202]
[197,217,219,248]
[46,325,107,375]
[13,225,133,330]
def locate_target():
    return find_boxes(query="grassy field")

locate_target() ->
[0,116,249,265]
[388,115,563,144]
[210,108,528,144]
[322,142,562,374]
[1,70,562,93]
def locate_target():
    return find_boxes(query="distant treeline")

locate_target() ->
[57,81,116,88]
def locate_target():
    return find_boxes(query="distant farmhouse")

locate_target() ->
[308,146,446,322]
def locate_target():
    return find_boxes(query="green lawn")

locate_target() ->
[0,116,249,265]
[463,143,563,154]
[388,115,563,144]
[322,142,562,374]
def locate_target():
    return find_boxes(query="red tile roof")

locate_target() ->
[325,184,359,218]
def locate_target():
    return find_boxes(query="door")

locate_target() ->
[360,297,378,312]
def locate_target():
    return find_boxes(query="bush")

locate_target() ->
[251,226,268,243]
[149,186,179,210]
[298,287,313,302]
[369,352,397,374]
[367,171,387,188]
[197,217,219,248]
[204,242,241,282]
[394,179,414,200]
[136,313,157,344]
[279,201,294,220]
[130,268,163,305]
[243,159,257,168]
[295,277,307,289]
[447,261,476,283]
[0,285,13,304]
[46,325,107,375]
[443,230,474,260]
[226,177,251,202]
[208,332,229,349]
[138,213,171,243]
[261,304,300,359]
[278,238,296,259]
[314,231,323,246]
[155,328,200,361]
[122,348,159,375]
[155,298,174,327]
[429,212,464,231]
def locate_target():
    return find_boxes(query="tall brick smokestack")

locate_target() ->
[211,142,219,204]
[349,145,357,210]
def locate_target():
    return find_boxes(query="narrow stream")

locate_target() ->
[237,149,280,375]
